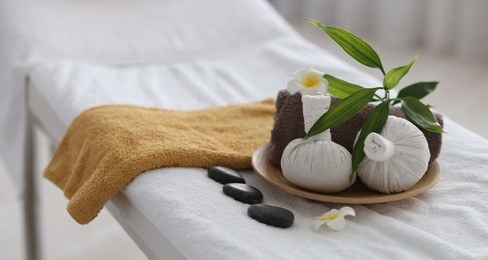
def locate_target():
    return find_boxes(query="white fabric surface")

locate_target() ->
[30,42,488,260]
[123,119,488,259]
[1,0,379,193]
[4,0,488,259]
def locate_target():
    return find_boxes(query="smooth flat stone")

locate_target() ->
[247,204,294,228]
[208,166,245,184]
[223,183,263,204]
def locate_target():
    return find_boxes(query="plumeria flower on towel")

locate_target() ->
[312,206,355,232]
[287,67,328,95]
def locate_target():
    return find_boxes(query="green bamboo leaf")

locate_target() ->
[307,19,385,74]
[304,88,380,139]
[392,81,438,105]
[323,74,364,99]
[401,96,444,133]
[383,55,418,90]
[350,101,390,181]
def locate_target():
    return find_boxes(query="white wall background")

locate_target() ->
[270,0,488,62]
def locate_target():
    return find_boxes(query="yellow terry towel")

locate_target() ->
[44,99,275,224]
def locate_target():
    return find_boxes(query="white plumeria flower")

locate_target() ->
[287,67,328,95]
[312,206,355,232]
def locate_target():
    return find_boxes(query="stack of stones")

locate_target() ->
[208,166,294,228]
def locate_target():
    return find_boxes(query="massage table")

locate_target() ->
[2,0,488,259]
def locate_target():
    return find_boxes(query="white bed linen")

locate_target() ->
[30,54,488,259]
[124,118,488,260]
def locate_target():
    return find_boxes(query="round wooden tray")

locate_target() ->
[252,142,441,204]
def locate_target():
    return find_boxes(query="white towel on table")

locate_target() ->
[30,57,488,259]
[123,117,488,259]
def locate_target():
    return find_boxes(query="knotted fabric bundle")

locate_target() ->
[44,99,275,224]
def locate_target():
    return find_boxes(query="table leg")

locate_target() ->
[23,110,43,260]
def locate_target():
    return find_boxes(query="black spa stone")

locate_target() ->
[208,166,245,184]
[247,204,294,228]
[222,183,263,204]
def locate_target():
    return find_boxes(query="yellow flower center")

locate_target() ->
[301,76,320,88]
[319,210,339,222]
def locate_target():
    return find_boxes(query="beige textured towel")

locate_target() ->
[44,99,276,224]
